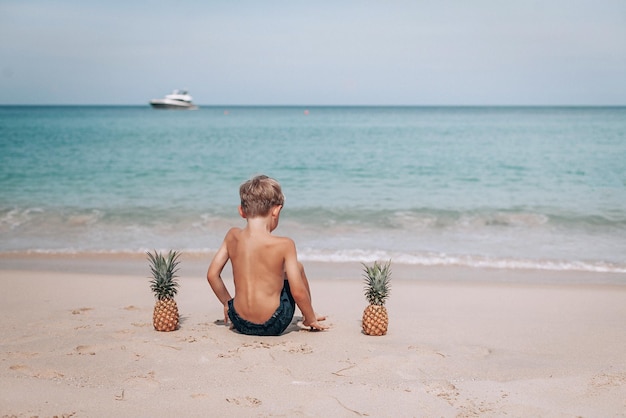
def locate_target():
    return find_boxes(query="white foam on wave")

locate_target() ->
[298,248,626,274]
[3,247,625,275]
[0,207,44,231]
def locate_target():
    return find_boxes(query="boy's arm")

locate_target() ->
[283,240,327,331]
[207,237,233,323]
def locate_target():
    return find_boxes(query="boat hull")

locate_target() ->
[149,99,198,110]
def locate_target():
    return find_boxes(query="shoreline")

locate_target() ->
[1,252,625,286]
[1,254,625,416]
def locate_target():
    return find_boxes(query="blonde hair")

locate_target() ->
[239,175,285,217]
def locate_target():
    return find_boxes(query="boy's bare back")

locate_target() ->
[223,226,295,323]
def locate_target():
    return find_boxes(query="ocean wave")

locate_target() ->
[0,207,44,231]
[2,205,624,274]
[3,247,625,275]
[297,248,626,274]
[4,205,625,233]
[388,209,551,230]
[66,210,104,226]
[287,207,626,231]
[457,212,550,228]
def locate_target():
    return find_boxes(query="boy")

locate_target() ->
[207,175,327,336]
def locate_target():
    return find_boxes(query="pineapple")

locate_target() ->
[147,250,181,332]
[361,260,391,336]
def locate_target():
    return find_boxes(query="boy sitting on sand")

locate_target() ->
[207,175,328,336]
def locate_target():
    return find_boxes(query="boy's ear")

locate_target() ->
[238,206,247,219]
[271,205,282,217]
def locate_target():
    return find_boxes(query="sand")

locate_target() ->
[1,254,625,417]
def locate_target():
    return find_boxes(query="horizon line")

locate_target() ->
[1,103,625,108]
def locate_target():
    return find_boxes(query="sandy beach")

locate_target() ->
[1,253,625,417]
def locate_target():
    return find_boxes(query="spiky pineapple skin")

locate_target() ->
[153,298,179,332]
[362,304,388,336]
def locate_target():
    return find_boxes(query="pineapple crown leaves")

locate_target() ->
[362,260,392,306]
[147,250,181,301]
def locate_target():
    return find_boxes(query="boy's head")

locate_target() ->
[239,175,285,218]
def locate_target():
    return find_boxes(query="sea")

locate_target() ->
[1,106,625,275]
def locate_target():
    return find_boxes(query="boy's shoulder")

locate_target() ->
[264,234,297,253]
[271,234,295,245]
[224,227,243,238]
[223,227,247,245]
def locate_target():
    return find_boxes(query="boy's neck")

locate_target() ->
[245,215,274,233]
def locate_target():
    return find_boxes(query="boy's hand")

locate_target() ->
[303,316,328,331]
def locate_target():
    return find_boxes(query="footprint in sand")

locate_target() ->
[124,371,160,389]
[34,369,65,379]
[6,351,39,359]
[590,372,626,388]
[218,341,313,358]
[10,364,64,379]
[112,329,135,340]
[71,307,93,315]
[9,364,30,372]
[286,342,313,354]
[176,335,198,343]
[226,396,262,407]
[425,380,460,406]
[74,345,96,355]
[458,397,498,416]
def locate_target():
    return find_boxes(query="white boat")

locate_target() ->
[149,89,198,110]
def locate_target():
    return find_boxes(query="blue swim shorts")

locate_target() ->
[227,280,296,336]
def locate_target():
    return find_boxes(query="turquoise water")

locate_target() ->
[1,106,625,273]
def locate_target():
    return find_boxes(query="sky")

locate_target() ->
[1,1,625,106]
